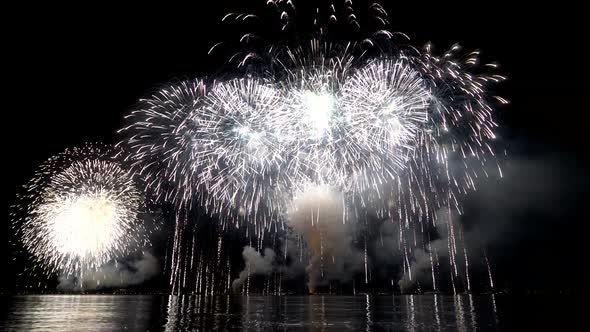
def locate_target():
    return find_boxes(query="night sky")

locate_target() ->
[4,1,588,294]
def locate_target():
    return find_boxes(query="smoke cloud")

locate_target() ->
[287,185,364,293]
[396,153,586,293]
[232,246,276,291]
[57,251,159,291]
[398,208,456,293]
[233,154,585,294]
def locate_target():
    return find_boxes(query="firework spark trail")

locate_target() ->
[116,1,505,293]
[12,144,149,280]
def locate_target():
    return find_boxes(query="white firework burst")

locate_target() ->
[117,39,504,227]
[14,145,148,277]
[191,77,291,223]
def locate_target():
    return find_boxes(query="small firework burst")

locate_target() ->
[13,144,149,278]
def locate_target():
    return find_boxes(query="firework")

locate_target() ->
[119,45,503,222]
[13,144,149,278]
[117,80,207,208]
[116,1,506,293]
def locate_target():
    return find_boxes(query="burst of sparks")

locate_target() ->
[118,44,502,231]
[13,145,148,277]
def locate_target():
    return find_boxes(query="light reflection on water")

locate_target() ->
[0,294,576,331]
[0,295,162,331]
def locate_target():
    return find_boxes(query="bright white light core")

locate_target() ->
[303,91,335,137]
[50,193,117,258]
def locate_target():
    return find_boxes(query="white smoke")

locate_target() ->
[287,185,363,293]
[232,246,276,291]
[398,208,456,293]
[57,251,159,291]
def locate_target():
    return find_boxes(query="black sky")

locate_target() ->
[4,1,588,293]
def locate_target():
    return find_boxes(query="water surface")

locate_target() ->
[0,294,580,331]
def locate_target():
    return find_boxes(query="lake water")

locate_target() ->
[0,294,580,331]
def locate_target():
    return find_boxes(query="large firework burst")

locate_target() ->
[13,145,149,277]
[116,1,506,293]
[118,42,504,226]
